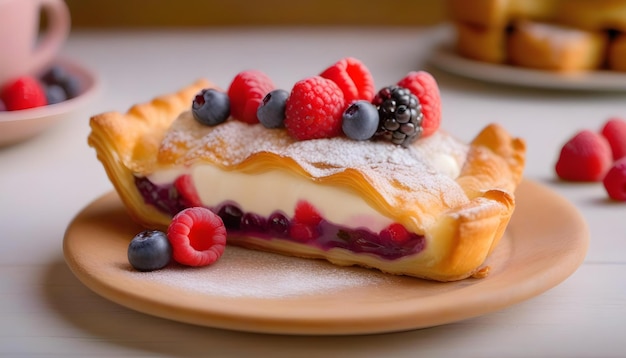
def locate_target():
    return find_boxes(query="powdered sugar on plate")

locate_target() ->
[130,247,393,299]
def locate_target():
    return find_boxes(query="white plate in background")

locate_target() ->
[430,44,626,91]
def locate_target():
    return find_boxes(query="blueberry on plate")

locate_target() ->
[127,230,172,271]
[192,88,230,126]
[257,89,289,128]
[342,100,379,141]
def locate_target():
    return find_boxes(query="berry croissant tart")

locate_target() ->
[88,58,526,282]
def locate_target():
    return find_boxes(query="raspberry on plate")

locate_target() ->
[397,71,441,137]
[284,76,345,140]
[227,70,275,124]
[600,117,626,161]
[555,129,613,182]
[603,157,626,201]
[0,76,47,111]
[167,207,227,267]
[320,57,375,105]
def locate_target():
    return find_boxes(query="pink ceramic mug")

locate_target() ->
[0,0,70,87]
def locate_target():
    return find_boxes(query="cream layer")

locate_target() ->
[147,150,462,233]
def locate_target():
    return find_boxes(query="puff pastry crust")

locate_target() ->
[88,79,526,282]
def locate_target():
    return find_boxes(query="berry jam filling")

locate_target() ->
[135,176,426,260]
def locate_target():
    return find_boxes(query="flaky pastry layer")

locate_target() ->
[88,79,526,281]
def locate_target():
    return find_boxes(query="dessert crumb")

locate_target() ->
[472,266,490,279]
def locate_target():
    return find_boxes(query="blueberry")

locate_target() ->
[257,89,289,128]
[268,211,290,236]
[192,88,230,126]
[60,76,82,99]
[241,212,267,232]
[41,65,67,85]
[217,203,243,230]
[45,84,67,105]
[127,230,172,271]
[342,100,379,141]
[40,65,82,99]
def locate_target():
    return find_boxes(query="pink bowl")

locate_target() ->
[0,57,100,147]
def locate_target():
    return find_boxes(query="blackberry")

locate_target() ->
[372,85,423,146]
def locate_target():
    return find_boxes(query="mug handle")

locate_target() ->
[30,0,71,73]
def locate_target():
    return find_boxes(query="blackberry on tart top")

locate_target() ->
[372,85,424,147]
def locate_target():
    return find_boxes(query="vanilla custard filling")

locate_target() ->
[147,151,462,233]
[149,166,392,232]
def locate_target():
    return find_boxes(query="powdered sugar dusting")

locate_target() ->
[130,247,392,298]
[157,112,471,228]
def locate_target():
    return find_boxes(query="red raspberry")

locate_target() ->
[167,207,227,267]
[0,76,47,111]
[227,70,275,124]
[603,157,626,201]
[319,57,375,105]
[600,117,626,161]
[289,201,323,242]
[555,130,612,182]
[173,174,203,208]
[284,76,345,140]
[289,223,319,242]
[397,71,441,137]
[379,223,410,244]
[293,201,322,226]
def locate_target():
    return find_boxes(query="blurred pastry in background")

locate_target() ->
[447,0,626,72]
[507,21,608,71]
[608,33,626,72]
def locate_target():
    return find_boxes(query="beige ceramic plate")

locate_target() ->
[0,57,100,147]
[430,44,626,91]
[63,179,588,335]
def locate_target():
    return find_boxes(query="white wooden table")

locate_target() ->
[1,25,625,357]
